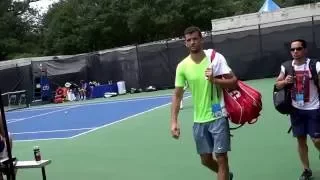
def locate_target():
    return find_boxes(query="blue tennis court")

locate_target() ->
[6,95,183,141]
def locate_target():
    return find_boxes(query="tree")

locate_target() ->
[40,0,237,56]
[2,0,314,59]
[0,0,40,60]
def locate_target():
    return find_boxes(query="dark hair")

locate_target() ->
[184,26,202,38]
[290,39,307,48]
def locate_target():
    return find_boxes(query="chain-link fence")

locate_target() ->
[0,15,319,101]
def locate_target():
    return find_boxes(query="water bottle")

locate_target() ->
[33,146,41,161]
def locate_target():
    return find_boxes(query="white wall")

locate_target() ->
[211,2,320,34]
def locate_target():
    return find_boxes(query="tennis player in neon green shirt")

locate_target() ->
[170,26,237,180]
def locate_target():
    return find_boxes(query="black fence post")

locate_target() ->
[29,61,34,104]
[135,44,142,89]
[165,39,174,85]
[258,24,263,61]
[165,39,169,60]
[311,15,317,51]
[210,30,214,48]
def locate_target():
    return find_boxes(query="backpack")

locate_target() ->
[208,49,263,129]
[273,59,320,115]
[273,61,294,114]
[309,59,320,95]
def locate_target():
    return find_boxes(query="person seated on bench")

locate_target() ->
[69,82,80,101]
[79,80,88,100]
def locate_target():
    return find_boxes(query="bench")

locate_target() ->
[15,160,52,180]
[0,158,52,180]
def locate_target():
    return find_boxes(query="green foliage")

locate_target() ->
[0,0,42,60]
[40,0,236,55]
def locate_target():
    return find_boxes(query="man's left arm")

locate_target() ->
[211,72,237,89]
[207,53,237,89]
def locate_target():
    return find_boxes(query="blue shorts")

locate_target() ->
[290,108,320,138]
[192,117,231,154]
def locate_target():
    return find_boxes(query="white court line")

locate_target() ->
[14,95,191,142]
[6,94,181,123]
[70,95,192,139]
[14,137,70,142]
[11,127,94,135]
[8,93,181,113]
[7,105,80,123]
[7,106,66,113]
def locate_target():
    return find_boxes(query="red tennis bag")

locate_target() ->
[209,49,262,127]
[223,81,262,125]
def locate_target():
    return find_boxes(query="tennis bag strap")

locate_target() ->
[208,50,244,132]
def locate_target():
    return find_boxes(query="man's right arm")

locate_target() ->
[170,63,185,139]
[171,63,185,119]
[171,87,184,124]
[276,66,291,89]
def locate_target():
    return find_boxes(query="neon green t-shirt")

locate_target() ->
[175,50,231,123]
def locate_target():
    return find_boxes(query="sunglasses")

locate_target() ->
[290,47,304,52]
